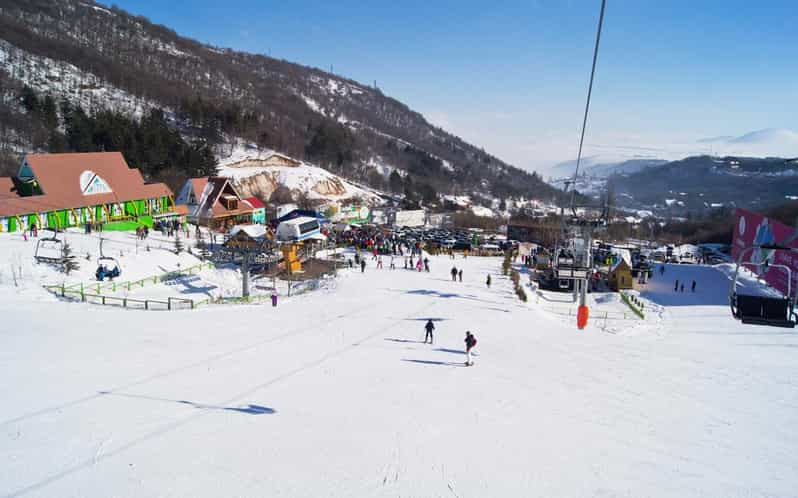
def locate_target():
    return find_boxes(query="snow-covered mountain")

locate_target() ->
[0,0,561,204]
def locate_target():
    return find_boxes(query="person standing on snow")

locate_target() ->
[674,279,679,292]
[464,331,477,366]
[377,256,383,269]
[458,269,463,282]
[451,266,458,281]
[424,257,430,272]
[680,283,684,292]
[360,259,366,273]
[691,280,696,292]
[390,256,396,270]
[486,274,491,288]
[424,319,435,344]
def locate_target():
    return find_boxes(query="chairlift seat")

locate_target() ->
[732,294,795,328]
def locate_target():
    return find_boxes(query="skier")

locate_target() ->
[348,258,354,269]
[464,331,477,366]
[424,257,430,272]
[674,279,679,292]
[451,266,458,282]
[360,259,366,273]
[486,274,491,288]
[680,283,684,292]
[458,269,463,282]
[691,280,696,292]
[424,319,435,344]
[416,258,423,272]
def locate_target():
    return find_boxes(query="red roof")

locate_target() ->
[0,152,172,217]
[244,196,266,209]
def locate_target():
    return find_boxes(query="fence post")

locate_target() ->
[145,300,149,310]
[81,290,85,302]
[61,284,65,297]
[102,296,106,305]
[126,281,131,291]
[190,299,194,310]
[123,298,127,308]
[167,298,171,311]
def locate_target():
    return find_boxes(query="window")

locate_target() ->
[299,220,319,234]
[80,171,112,195]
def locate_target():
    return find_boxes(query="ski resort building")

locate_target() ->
[244,197,267,224]
[175,177,254,230]
[608,259,634,291]
[0,152,175,233]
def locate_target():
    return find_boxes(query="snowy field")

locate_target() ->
[1,243,797,497]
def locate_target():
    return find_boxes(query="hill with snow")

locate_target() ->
[0,0,561,205]
[216,145,383,205]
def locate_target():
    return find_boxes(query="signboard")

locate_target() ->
[732,208,798,296]
[395,209,425,227]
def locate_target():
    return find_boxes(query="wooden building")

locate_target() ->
[0,152,174,232]
[608,259,634,291]
[175,177,254,230]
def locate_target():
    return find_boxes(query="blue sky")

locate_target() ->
[111,0,797,173]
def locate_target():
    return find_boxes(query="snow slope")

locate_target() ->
[0,253,797,496]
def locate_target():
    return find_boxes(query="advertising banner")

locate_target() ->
[732,208,798,296]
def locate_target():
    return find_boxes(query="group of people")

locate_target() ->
[450,266,463,282]
[674,279,697,293]
[424,320,478,367]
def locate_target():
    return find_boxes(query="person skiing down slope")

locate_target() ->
[486,274,491,288]
[424,319,435,344]
[464,331,477,366]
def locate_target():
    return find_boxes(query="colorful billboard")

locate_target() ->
[732,208,798,296]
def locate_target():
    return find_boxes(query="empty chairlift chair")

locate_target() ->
[34,228,65,264]
[729,244,797,328]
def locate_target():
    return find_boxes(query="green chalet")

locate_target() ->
[0,152,176,233]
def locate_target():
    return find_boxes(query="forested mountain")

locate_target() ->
[610,155,798,213]
[0,0,562,205]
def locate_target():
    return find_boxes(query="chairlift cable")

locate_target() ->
[567,0,607,214]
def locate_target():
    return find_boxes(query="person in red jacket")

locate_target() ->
[464,331,477,366]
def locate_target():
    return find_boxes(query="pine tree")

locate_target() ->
[174,233,184,254]
[62,241,80,275]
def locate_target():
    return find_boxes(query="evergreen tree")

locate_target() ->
[62,241,80,275]
[174,233,184,254]
[388,170,403,193]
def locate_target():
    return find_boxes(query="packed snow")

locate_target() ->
[0,235,797,497]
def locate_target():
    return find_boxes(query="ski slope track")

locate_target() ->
[0,235,796,497]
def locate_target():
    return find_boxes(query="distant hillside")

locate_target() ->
[610,155,798,214]
[0,0,563,206]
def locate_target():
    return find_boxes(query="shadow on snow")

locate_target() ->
[97,391,276,415]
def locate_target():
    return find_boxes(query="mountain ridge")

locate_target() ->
[0,0,562,205]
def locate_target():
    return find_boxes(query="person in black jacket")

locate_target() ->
[424,320,435,344]
[464,331,477,366]
[451,266,458,281]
